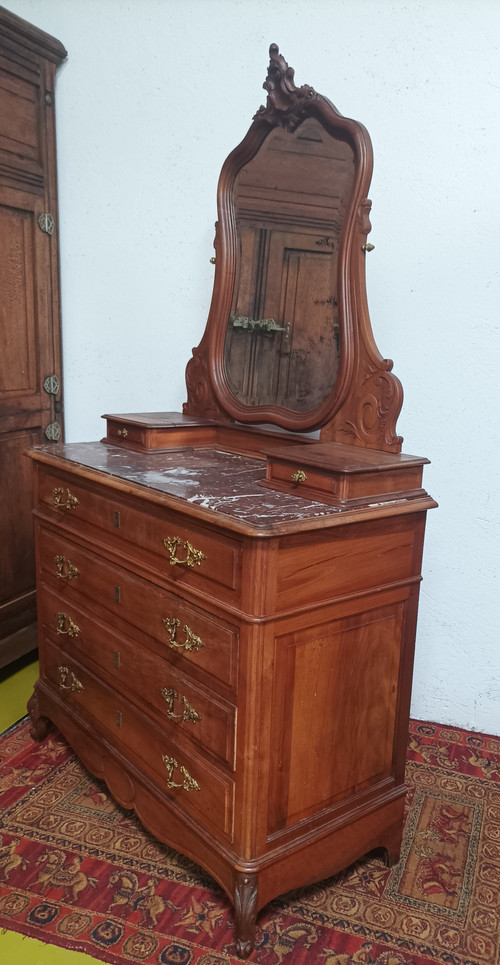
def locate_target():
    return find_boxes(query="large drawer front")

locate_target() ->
[38,586,236,768]
[37,526,239,691]
[35,468,242,604]
[41,638,235,840]
[275,519,421,609]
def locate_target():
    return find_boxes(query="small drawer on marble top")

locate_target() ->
[261,442,427,507]
[38,588,236,767]
[105,419,146,449]
[35,466,243,606]
[103,414,216,451]
[265,460,340,501]
[41,638,235,841]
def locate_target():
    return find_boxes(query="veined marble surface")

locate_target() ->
[35,442,342,526]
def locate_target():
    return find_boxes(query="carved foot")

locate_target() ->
[233,871,258,958]
[27,689,51,741]
[382,845,401,868]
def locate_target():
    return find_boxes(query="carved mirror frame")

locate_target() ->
[184,45,403,452]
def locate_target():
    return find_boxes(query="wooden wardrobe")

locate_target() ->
[28,44,436,957]
[0,8,66,668]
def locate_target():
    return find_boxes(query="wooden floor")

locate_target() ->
[0,652,100,964]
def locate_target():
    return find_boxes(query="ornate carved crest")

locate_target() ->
[255,43,317,131]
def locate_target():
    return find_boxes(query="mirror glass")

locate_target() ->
[223,117,355,413]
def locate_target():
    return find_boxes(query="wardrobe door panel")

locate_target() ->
[0,10,66,667]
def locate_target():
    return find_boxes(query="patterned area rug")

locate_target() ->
[0,719,499,965]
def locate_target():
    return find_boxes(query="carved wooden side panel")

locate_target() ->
[320,354,404,451]
[184,343,232,421]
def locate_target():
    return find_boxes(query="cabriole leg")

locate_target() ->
[233,871,258,958]
[27,688,50,741]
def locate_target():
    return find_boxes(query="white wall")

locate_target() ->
[7,0,500,734]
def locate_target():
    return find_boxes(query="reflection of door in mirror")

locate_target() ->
[224,117,355,413]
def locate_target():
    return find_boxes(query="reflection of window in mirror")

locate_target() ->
[224,118,355,413]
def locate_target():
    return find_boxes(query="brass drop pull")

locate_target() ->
[55,555,79,581]
[162,755,200,792]
[161,687,201,723]
[162,617,204,653]
[56,612,80,638]
[58,666,83,693]
[361,243,375,252]
[117,427,128,438]
[291,469,307,484]
[53,488,79,511]
[163,537,206,568]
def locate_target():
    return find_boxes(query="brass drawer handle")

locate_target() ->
[52,487,79,511]
[55,555,79,581]
[161,687,201,723]
[162,617,204,653]
[117,427,128,438]
[58,666,83,692]
[162,755,200,792]
[163,536,206,568]
[56,612,80,638]
[291,469,307,484]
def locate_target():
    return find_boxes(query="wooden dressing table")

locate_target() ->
[28,45,436,957]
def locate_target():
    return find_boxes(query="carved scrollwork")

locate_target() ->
[255,44,317,131]
[358,358,403,449]
[324,355,403,451]
[183,346,231,421]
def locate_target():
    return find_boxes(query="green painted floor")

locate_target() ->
[0,654,101,963]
